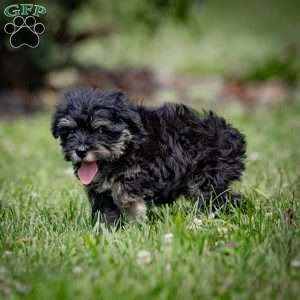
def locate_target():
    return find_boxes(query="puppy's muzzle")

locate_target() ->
[72,145,112,163]
[73,146,97,162]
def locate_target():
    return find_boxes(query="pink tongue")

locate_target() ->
[78,162,98,185]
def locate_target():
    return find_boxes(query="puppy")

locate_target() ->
[52,88,246,224]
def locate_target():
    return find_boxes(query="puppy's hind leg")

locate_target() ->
[185,180,241,211]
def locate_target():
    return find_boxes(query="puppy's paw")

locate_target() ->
[125,199,147,220]
[112,183,147,221]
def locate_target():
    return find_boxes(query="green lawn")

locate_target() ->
[0,100,300,300]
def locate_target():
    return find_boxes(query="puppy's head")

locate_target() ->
[51,88,145,185]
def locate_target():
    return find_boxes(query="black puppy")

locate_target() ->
[52,88,246,224]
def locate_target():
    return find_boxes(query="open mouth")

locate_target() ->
[77,161,98,185]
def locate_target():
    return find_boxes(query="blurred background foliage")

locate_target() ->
[0,0,299,116]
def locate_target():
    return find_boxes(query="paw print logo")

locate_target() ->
[4,16,45,48]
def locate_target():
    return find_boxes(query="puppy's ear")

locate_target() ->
[51,94,70,139]
[51,112,60,139]
[51,105,66,139]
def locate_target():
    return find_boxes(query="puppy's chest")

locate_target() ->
[92,165,142,194]
[94,175,115,193]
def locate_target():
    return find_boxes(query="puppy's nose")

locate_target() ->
[76,149,87,158]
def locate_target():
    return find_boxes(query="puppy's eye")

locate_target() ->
[64,129,75,134]
[62,128,75,136]
[96,126,108,134]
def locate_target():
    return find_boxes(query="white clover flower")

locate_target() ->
[72,266,83,274]
[192,217,203,226]
[31,192,37,199]
[165,263,172,273]
[3,251,13,257]
[249,152,260,162]
[291,259,300,268]
[187,217,203,231]
[136,250,152,265]
[163,233,174,244]
[217,226,228,235]
[208,213,215,220]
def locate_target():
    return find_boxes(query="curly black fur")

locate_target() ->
[52,88,246,224]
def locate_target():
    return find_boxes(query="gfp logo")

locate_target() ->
[3,4,47,49]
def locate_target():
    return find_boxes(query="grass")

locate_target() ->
[0,99,300,300]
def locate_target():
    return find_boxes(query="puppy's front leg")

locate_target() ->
[87,190,121,225]
[111,183,147,220]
